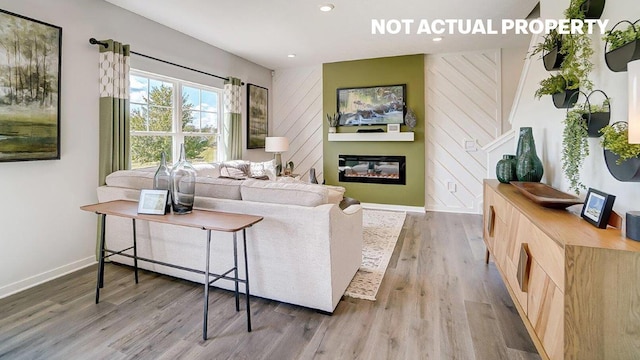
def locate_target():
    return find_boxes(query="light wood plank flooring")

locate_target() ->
[0,212,540,359]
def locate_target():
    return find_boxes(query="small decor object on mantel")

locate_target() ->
[387,123,400,133]
[581,188,616,229]
[326,113,339,133]
[170,144,197,214]
[515,127,544,182]
[405,108,417,131]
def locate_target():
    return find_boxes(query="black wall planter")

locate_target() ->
[581,0,605,20]
[553,88,579,109]
[604,149,640,182]
[543,45,564,71]
[604,20,640,72]
[581,90,610,137]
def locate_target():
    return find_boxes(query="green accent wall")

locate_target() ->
[323,55,425,207]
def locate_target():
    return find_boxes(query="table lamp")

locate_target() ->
[629,60,640,144]
[265,137,289,176]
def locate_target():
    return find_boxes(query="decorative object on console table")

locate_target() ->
[153,151,172,214]
[515,127,544,182]
[138,189,169,215]
[265,136,289,176]
[496,155,518,183]
[0,9,62,162]
[626,212,640,241]
[246,83,268,149]
[510,181,583,209]
[581,188,616,229]
[284,161,294,176]
[404,108,417,131]
[170,144,197,214]
[309,168,319,184]
[603,20,640,73]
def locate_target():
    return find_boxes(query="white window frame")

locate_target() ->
[129,69,224,165]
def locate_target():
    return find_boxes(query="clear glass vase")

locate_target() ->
[170,144,197,214]
[153,151,172,214]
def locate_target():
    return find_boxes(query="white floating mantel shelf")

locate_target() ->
[328,132,414,142]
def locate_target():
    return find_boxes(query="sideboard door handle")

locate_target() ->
[488,206,496,237]
[517,243,531,292]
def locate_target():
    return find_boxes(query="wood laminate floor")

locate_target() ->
[0,212,540,360]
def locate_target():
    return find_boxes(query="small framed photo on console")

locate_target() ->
[138,189,169,215]
[581,188,616,229]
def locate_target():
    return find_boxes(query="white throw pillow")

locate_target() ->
[193,163,220,178]
[250,159,277,181]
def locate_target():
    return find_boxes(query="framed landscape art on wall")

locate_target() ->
[0,9,62,162]
[247,83,268,149]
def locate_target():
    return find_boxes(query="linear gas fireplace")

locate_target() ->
[338,155,406,185]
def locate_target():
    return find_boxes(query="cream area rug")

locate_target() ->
[344,209,406,301]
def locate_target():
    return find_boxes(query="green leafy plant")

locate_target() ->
[600,122,640,164]
[562,107,590,193]
[564,0,588,20]
[529,30,562,59]
[535,74,578,98]
[326,113,340,127]
[603,25,640,52]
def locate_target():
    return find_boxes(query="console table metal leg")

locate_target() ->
[203,229,212,341]
[132,219,139,284]
[96,214,106,304]
[233,232,240,312]
[243,229,252,332]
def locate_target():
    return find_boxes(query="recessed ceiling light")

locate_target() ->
[319,4,334,12]
[433,37,443,42]
[287,54,296,58]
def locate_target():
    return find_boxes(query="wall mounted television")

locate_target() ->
[337,84,406,126]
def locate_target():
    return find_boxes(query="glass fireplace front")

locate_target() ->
[338,155,406,185]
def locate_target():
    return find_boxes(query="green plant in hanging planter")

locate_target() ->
[603,26,640,52]
[562,107,590,193]
[564,0,588,20]
[600,122,640,164]
[535,74,578,99]
[529,30,562,59]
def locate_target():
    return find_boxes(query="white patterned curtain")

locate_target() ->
[98,39,130,185]
[223,77,242,160]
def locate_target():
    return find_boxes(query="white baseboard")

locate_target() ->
[361,202,425,213]
[426,205,482,215]
[0,256,96,299]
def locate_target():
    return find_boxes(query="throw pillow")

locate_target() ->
[219,160,250,179]
[250,159,277,181]
[193,163,220,178]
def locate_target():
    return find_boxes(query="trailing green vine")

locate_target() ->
[562,108,589,193]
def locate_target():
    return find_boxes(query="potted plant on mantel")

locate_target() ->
[600,122,640,182]
[326,113,339,133]
[603,20,640,72]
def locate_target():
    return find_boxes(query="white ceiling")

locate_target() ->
[105,0,538,70]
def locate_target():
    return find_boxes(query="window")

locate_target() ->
[129,70,223,168]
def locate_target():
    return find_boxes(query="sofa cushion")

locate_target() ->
[324,185,346,205]
[241,179,329,207]
[193,163,220,178]
[195,177,242,200]
[105,169,155,189]
[219,160,251,179]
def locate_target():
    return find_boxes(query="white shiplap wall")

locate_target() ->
[272,66,324,182]
[425,50,502,214]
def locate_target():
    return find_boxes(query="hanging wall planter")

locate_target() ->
[581,0,606,20]
[581,90,611,137]
[604,150,640,182]
[543,41,565,71]
[604,20,640,72]
[553,88,580,109]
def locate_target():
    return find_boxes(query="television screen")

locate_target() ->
[337,84,406,126]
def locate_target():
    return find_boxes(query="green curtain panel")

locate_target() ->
[98,39,131,185]
[223,77,242,160]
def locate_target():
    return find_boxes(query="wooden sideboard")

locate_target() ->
[483,180,640,360]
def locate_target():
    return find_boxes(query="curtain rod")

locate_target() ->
[89,38,244,85]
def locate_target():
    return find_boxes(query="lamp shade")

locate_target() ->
[265,137,289,153]
[630,60,640,144]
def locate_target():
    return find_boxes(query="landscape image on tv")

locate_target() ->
[337,84,405,126]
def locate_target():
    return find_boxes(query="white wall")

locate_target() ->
[510,0,640,216]
[0,0,272,298]
[501,46,529,132]
[272,66,324,182]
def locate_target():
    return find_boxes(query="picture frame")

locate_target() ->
[246,83,268,149]
[387,124,400,133]
[0,9,62,162]
[336,84,406,126]
[138,189,169,215]
[581,188,616,229]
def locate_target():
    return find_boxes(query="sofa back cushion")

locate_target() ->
[105,169,154,189]
[195,177,242,200]
[241,179,329,207]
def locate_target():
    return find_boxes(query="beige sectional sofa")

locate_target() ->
[97,166,363,312]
